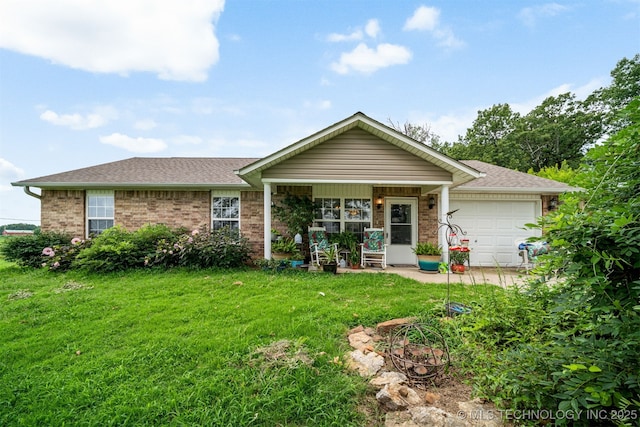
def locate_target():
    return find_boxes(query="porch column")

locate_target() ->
[440,185,450,264]
[263,182,272,259]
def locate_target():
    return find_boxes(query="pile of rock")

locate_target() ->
[345,318,503,427]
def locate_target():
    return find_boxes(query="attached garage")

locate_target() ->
[449,197,542,267]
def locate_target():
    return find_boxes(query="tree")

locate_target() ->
[587,54,640,134]
[513,93,603,171]
[387,119,443,149]
[525,98,640,417]
[447,104,526,170]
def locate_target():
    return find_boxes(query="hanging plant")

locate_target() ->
[272,194,316,237]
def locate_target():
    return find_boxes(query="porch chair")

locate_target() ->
[516,239,533,271]
[309,227,339,267]
[360,228,387,269]
[516,239,551,272]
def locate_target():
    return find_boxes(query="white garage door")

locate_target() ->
[448,200,541,267]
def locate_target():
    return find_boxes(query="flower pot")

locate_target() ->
[417,255,441,273]
[272,252,290,260]
[322,263,338,274]
[290,260,304,268]
[451,263,465,274]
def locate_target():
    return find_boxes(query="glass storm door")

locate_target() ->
[385,197,418,265]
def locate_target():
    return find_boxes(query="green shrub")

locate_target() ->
[148,227,251,269]
[72,224,180,272]
[0,231,71,267]
[451,100,640,425]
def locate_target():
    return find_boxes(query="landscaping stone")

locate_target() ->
[376,317,418,335]
[370,371,408,389]
[376,383,422,411]
[347,331,372,350]
[346,349,384,377]
[345,319,503,427]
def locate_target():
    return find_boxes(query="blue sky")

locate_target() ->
[0,0,638,226]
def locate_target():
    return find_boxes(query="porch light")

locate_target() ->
[428,196,435,210]
[548,197,558,211]
[376,195,383,210]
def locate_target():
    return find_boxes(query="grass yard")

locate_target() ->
[0,262,502,426]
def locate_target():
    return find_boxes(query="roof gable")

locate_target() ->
[237,112,483,187]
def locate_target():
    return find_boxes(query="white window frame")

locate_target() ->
[211,191,241,231]
[313,196,372,241]
[86,190,114,237]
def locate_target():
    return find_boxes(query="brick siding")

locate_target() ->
[116,190,210,231]
[40,190,85,237]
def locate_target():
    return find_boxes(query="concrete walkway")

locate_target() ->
[337,265,530,288]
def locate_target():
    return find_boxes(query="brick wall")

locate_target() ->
[240,190,264,256]
[116,190,210,231]
[373,187,439,244]
[40,189,85,237]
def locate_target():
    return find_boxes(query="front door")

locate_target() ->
[385,197,418,265]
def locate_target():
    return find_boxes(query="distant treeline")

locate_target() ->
[0,223,40,234]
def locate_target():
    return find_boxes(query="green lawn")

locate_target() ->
[0,263,501,426]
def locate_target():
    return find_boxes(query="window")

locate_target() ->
[314,197,371,241]
[344,198,372,242]
[87,191,114,236]
[212,194,240,230]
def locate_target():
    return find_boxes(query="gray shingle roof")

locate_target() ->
[13,157,574,194]
[457,160,574,193]
[14,157,258,187]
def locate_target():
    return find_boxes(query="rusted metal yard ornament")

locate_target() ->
[388,323,451,387]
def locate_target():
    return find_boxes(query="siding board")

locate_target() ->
[262,129,451,182]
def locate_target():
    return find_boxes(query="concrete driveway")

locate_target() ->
[338,265,530,288]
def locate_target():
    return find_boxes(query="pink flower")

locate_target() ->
[191,229,199,235]
[53,262,60,268]
[42,247,55,257]
[71,238,82,245]
[187,237,193,243]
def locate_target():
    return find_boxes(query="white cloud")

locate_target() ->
[331,43,412,75]
[404,6,440,31]
[100,133,167,153]
[327,29,363,42]
[365,19,381,38]
[303,100,332,110]
[404,5,464,49]
[518,3,569,27]
[327,18,380,42]
[0,0,224,82]
[40,106,116,130]
[134,119,157,130]
[0,158,25,191]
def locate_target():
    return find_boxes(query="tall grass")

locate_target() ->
[0,264,498,426]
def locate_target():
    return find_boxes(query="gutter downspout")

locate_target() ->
[23,186,41,200]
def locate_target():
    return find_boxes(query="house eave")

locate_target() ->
[11,182,253,190]
[451,186,579,194]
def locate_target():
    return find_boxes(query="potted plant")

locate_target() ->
[320,245,338,274]
[271,238,298,260]
[289,251,305,269]
[413,242,442,273]
[449,248,469,274]
[348,241,360,269]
